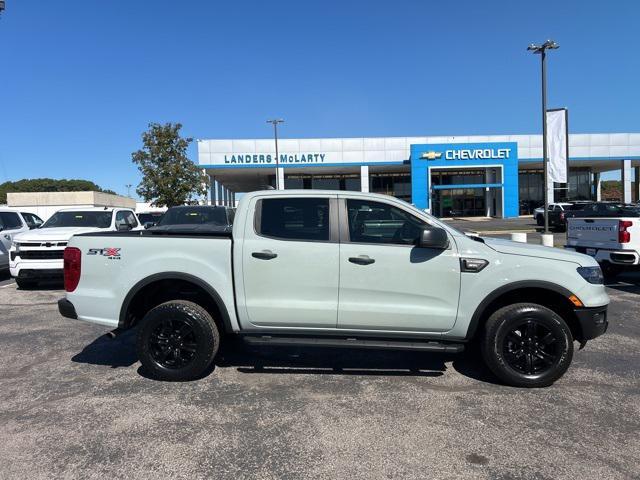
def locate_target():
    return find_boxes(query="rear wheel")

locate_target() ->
[16,278,37,289]
[136,300,220,381]
[481,303,573,388]
[536,215,543,226]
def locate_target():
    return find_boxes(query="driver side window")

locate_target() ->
[346,199,427,245]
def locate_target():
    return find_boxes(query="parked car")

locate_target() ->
[10,207,141,288]
[534,202,597,232]
[148,205,235,233]
[0,208,44,252]
[566,204,640,277]
[137,211,165,229]
[59,190,609,388]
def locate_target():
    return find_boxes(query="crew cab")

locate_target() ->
[10,207,141,288]
[59,191,609,388]
[565,204,640,277]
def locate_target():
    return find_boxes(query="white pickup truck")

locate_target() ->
[58,190,610,388]
[566,207,640,277]
[10,207,141,288]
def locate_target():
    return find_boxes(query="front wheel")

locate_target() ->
[481,303,573,388]
[137,300,220,381]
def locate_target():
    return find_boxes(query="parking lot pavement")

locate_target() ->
[1,279,639,480]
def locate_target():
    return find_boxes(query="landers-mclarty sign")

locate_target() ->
[224,153,327,164]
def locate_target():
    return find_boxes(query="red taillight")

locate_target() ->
[619,220,633,244]
[63,247,81,292]
[560,212,565,220]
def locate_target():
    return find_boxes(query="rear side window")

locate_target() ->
[21,212,44,228]
[258,198,330,241]
[0,212,23,230]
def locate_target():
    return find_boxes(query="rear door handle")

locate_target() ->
[348,255,375,265]
[252,250,277,260]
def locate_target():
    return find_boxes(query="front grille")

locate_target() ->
[18,250,64,260]
[18,242,67,248]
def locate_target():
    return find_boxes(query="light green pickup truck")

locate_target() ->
[58,190,609,387]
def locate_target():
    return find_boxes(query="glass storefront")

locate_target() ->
[279,173,360,191]
[369,172,411,202]
[518,168,593,214]
[431,188,487,217]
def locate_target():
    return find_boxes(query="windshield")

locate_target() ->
[42,211,113,228]
[157,207,228,226]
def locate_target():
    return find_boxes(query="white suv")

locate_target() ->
[10,207,140,288]
[0,209,44,271]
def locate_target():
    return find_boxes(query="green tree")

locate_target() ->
[0,178,116,204]
[131,122,207,207]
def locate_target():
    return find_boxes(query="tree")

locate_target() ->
[132,122,207,207]
[0,178,116,204]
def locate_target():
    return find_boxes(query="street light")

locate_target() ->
[267,119,284,190]
[528,39,559,235]
[125,184,132,197]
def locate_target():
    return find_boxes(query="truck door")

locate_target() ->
[241,195,339,328]
[337,197,461,333]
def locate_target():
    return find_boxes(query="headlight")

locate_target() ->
[577,266,603,285]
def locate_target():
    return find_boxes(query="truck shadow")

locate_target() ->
[604,271,640,294]
[72,333,499,384]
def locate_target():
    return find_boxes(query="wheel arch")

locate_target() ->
[465,281,583,342]
[119,272,233,334]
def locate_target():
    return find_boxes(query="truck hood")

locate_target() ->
[13,227,106,242]
[482,237,593,265]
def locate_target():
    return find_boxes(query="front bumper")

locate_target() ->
[574,305,608,341]
[58,298,77,320]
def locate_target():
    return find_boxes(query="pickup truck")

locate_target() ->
[58,190,610,388]
[10,207,141,288]
[566,206,640,277]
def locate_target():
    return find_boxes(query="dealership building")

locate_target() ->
[198,133,640,217]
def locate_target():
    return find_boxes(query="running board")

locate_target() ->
[242,335,464,353]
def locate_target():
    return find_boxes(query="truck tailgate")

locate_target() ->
[567,218,619,248]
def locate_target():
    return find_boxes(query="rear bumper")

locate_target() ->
[58,298,77,320]
[574,305,608,341]
[14,268,63,280]
[564,247,640,266]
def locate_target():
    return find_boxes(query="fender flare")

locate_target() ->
[119,271,233,333]
[464,280,576,340]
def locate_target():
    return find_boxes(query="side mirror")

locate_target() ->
[117,223,131,231]
[144,222,155,229]
[418,226,449,249]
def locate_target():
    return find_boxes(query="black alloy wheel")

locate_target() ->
[481,302,573,388]
[137,300,220,381]
[502,319,560,376]
[148,318,199,369]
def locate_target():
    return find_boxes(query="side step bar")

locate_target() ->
[242,335,464,353]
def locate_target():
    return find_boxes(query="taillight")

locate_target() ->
[619,220,633,243]
[63,247,81,292]
[560,212,565,221]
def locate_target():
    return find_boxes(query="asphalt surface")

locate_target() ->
[1,266,639,479]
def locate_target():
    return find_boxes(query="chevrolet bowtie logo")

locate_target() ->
[421,151,442,160]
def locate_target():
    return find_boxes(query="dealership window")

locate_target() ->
[369,172,411,201]
[258,198,330,241]
[281,173,359,191]
[518,170,544,215]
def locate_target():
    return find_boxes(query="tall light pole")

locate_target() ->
[125,184,132,197]
[528,39,559,234]
[267,119,284,190]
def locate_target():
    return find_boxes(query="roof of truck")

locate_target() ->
[55,206,133,212]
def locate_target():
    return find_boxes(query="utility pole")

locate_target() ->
[528,40,559,235]
[267,119,284,190]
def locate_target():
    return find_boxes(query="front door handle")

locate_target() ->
[348,255,375,265]
[252,250,277,260]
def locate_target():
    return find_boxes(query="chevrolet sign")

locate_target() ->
[445,148,511,160]
[421,151,443,160]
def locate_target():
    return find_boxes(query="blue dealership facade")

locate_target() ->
[198,134,640,218]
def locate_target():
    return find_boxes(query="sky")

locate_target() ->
[1,0,638,196]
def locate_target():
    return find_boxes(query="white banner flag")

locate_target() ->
[546,109,568,183]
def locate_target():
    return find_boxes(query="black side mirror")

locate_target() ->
[418,226,449,249]
[144,222,155,229]
[117,223,131,231]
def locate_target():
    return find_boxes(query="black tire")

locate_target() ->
[481,303,573,388]
[536,215,543,226]
[16,278,37,289]
[136,300,220,381]
[600,262,623,279]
